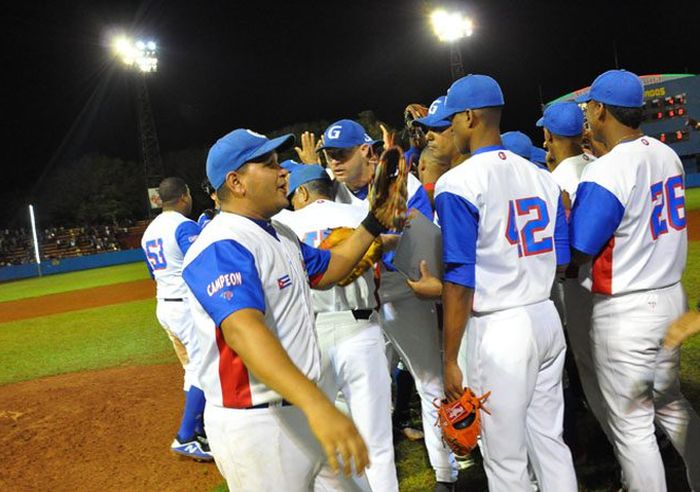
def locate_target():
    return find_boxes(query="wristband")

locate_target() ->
[423,182,436,192]
[361,212,386,237]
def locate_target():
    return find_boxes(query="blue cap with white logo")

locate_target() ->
[206,129,295,189]
[443,74,505,119]
[574,69,644,107]
[318,119,380,151]
[287,165,330,197]
[536,101,584,137]
[501,131,533,160]
[413,96,451,130]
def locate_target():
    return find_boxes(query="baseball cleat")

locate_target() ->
[170,437,214,462]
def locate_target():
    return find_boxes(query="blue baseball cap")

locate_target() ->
[574,69,644,107]
[531,146,547,165]
[287,165,330,197]
[318,119,380,151]
[207,129,295,189]
[536,101,584,137]
[443,74,505,119]
[413,96,451,130]
[501,131,533,159]
[280,159,303,171]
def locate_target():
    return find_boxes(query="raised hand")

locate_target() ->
[294,131,320,164]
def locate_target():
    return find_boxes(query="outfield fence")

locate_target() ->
[0,249,145,282]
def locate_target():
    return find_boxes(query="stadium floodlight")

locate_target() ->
[430,9,473,43]
[111,35,158,73]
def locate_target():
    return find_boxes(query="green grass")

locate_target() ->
[0,298,172,385]
[687,187,700,212]
[0,262,150,302]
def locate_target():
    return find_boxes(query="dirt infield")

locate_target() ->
[0,363,223,492]
[0,279,154,323]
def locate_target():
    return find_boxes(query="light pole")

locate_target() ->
[112,36,164,219]
[430,9,474,81]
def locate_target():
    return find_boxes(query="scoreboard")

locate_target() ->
[549,74,700,185]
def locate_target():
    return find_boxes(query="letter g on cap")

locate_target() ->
[327,125,342,139]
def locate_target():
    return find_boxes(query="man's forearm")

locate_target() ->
[221,309,331,413]
[442,282,474,363]
[317,224,377,288]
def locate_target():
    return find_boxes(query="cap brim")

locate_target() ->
[535,117,545,127]
[249,133,296,162]
[574,93,591,103]
[413,114,451,130]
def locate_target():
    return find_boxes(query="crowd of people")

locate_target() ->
[141,69,699,492]
[0,221,137,266]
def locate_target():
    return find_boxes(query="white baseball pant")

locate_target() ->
[315,311,398,492]
[156,299,201,391]
[465,299,577,492]
[379,290,458,484]
[205,403,364,492]
[591,281,700,492]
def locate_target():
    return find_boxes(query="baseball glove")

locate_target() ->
[368,132,408,232]
[435,388,491,457]
[404,103,429,127]
[319,227,383,287]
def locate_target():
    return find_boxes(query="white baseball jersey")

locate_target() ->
[182,212,330,408]
[141,211,201,299]
[434,146,569,314]
[570,136,687,296]
[551,153,594,202]
[274,200,376,312]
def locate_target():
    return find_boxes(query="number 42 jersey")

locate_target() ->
[435,147,569,314]
[570,136,687,295]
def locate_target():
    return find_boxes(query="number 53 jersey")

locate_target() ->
[435,147,569,314]
[570,136,687,296]
[141,211,201,299]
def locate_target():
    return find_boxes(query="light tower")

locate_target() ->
[430,9,474,81]
[112,36,163,218]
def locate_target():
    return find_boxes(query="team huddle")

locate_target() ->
[141,69,699,492]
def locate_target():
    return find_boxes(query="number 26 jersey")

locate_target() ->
[435,147,569,314]
[570,136,687,295]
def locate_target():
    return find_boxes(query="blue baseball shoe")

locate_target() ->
[170,437,214,462]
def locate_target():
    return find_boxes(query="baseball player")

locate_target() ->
[437,74,577,491]
[140,177,212,462]
[570,69,700,492]
[316,118,459,489]
[181,128,402,491]
[274,162,398,491]
[411,95,469,209]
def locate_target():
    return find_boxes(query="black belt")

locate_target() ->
[162,298,184,302]
[352,309,373,320]
[247,399,292,409]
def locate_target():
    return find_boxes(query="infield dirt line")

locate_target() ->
[0,279,155,323]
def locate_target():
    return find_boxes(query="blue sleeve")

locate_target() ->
[554,195,570,265]
[175,221,201,255]
[183,240,265,327]
[197,213,211,229]
[570,182,624,256]
[435,192,479,288]
[299,242,331,286]
[407,184,434,219]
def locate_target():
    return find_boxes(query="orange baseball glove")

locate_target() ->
[319,227,383,287]
[435,388,491,457]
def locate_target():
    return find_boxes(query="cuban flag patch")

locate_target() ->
[277,274,292,290]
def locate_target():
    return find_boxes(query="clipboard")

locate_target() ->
[393,212,443,281]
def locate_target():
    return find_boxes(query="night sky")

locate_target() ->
[3,0,698,222]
